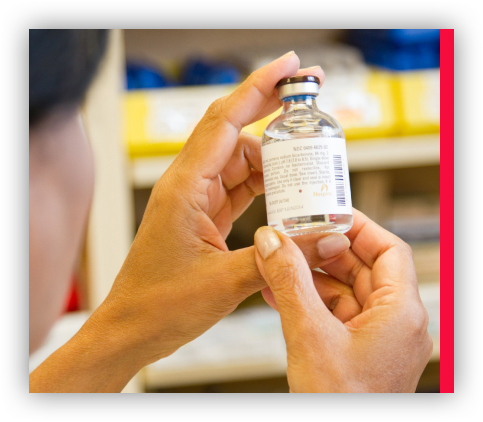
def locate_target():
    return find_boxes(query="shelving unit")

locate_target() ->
[145,280,440,389]
[82,29,134,312]
[130,134,440,189]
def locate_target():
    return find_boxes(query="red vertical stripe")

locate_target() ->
[439,29,454,393]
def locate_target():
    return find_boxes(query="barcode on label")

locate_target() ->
[333,155,346,206]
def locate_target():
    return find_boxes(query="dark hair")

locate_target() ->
[29,29,109,126]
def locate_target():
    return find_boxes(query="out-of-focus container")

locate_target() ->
[124,84,236,157]
[348,29,440,71]
[124,70,400,158]
[244,69,401,141]
[317,69,398,140]
[394,69,440,135]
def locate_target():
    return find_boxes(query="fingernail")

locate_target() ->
[255,227,282,259]
[307,65,321,69]
[317,234,350,259]
[282,51,295,57]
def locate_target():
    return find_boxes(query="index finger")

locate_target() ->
[249,66,325,124]
[320,209,418,304]
[179,52,301,179]
[345,208,409,268]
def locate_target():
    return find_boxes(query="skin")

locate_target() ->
[255,211,433,393]
[29,109,94,354]
[29,52,431,393]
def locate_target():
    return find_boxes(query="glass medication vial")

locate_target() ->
[261,75,353,236]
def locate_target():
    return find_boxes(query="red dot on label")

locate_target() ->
[299,190,302,193]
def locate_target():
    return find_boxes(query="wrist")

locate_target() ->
[29,307,146,393]
[88,289,183,366]
[70,309,146,387]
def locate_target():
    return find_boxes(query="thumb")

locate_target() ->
[178,52,301,180]
[254,227,334,331]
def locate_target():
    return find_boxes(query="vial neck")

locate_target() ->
[282,95,317,113]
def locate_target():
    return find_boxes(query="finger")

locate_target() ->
[211,198,233,240]
[179,52,301,179]
[204,174,228,219]
[220,231,352,298]
[220,132,263,191]
[261,286,277,310]
[319,249,373,306]
[346,208,409,268]
[254,227,341,335]
[320,209,418,304]
[249,66,325,123]
[227,169,264,221]
[347,208,417,289]
[211,169,264,236]
[262,270,362,324]
[297,66,325,80]
[293,232,351,269]
[311,270,362,323]
[248,93,282,125]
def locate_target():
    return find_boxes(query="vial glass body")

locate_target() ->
[261,95,353,236]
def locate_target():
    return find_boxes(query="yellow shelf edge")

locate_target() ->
[130,134,440,189]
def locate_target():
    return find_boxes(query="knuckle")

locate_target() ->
[243,181,258,198]
[151,178,166,203]
[245,72,258,89]
[405,302,429,335]
[268,260,303,293]
[398,241,414,259]
[204,96,241,130]
[348,258,365,286]
[425,333,434,361]
[421,306,430,330]
[207,97,228,120]
[246,73,269,100]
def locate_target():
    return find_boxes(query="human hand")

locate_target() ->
[254,209,433,393]
[82,53,347,369]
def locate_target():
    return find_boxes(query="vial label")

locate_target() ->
[261,137,352,229]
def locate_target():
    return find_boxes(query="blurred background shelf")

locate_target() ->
[347,134,439,171]
[144,288,440,390]
[130,134,440,189]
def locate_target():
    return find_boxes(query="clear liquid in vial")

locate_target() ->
[262,121,353,236]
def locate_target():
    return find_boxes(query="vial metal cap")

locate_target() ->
[276,75,320,100]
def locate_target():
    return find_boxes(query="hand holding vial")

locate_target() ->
[68,52,330,366]
[254,209,433,393]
